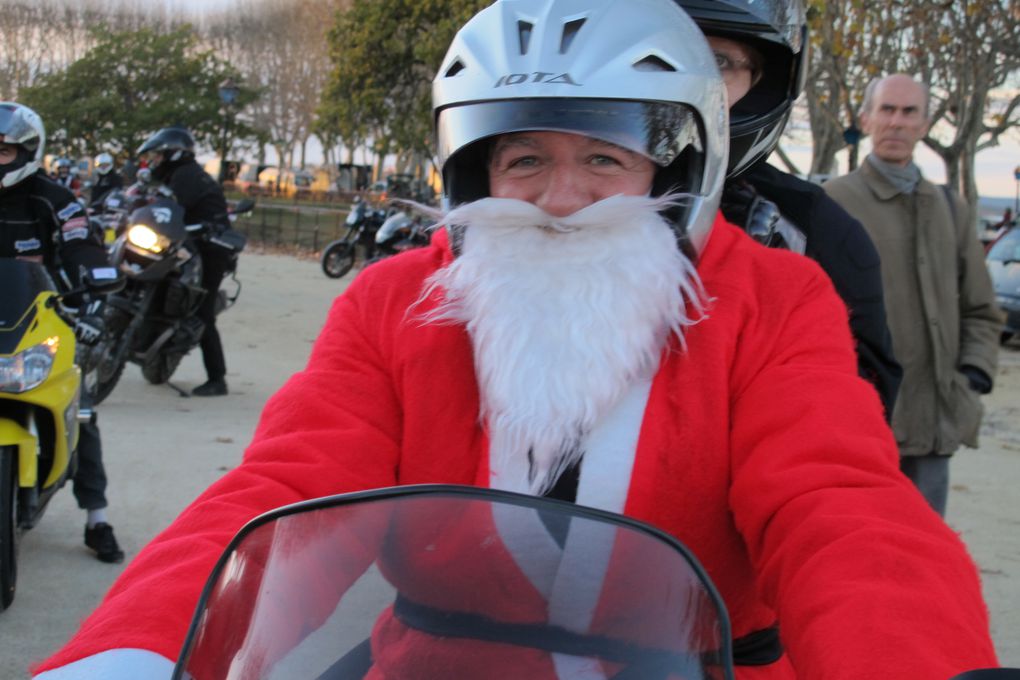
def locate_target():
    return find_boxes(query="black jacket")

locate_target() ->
[163,159,229,230]
[0,171,110,289]
[722,161,903,417]
[89,171,124,208]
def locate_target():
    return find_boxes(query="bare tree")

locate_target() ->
[805,0,1019,218]
[203,0,347,171]
[0,0,181,101]
[804,0,907,176]
[910,0,1020,210]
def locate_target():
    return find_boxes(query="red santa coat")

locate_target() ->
[35,216,997,679]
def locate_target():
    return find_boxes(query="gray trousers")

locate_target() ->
[900,453,950,517]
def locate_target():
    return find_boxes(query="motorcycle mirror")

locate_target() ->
[231,198,256,215]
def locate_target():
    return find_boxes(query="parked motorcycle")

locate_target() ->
[0,260,116,610]
[373,206,432,258]
[88,197,254,404]
[320,196,388,279]
[172,485,735,679]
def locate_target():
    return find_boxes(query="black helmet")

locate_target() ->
[676,0,807,177]
[136,126,196,180]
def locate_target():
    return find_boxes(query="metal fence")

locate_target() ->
[230,200,353,252]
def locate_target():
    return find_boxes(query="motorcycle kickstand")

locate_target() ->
[166,381,191,398]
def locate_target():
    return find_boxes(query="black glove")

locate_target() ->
[960,365,993,394]
[74,313,106,346]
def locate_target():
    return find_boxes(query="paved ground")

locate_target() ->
[1,250,1017,677]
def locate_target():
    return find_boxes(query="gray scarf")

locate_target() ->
[867,153,922,195]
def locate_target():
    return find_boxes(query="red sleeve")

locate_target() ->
[33,268,406,672]
[727,260,997,678]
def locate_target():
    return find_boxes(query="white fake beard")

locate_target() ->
[419,194,707,495]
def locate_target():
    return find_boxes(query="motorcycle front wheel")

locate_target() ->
[142,351,184,385]
[321,241,356,279]
[91,308,132,405]
[0,447,18,611]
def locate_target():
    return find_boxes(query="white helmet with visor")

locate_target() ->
[432,0,728,255]
[95,152,114,175]
[0,102,46,190]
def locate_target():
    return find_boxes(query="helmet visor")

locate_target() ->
[0,104,38,148]
[437,99,702,170]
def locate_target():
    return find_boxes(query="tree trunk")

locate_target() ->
[960,142,980,229]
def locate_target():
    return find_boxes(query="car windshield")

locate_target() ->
[988,228,1020,263]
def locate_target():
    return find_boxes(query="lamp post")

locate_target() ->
[217,77,240,184]
[1014,165,1019,217]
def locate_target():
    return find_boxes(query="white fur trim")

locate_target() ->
[33,649,175,680]
[576,378,653,514]
[492,502,562,599]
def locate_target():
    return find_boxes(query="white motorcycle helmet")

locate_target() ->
[432,0,728,256]
[95,152,115,175]
[0,102,46,190]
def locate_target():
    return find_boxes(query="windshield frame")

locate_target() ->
[174,483,735,680]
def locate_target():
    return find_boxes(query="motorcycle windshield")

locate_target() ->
[346,202,365,226]
[0,259,55,331]
[174,485,734,680]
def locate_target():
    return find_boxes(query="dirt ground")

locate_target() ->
[2,249,1017,677]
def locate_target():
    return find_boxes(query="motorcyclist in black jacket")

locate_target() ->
[675,0,903,418]
[137,127,233,397]
[0,102,124,563]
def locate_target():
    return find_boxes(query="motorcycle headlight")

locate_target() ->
[0,337,60,393]
[127,224,170,254]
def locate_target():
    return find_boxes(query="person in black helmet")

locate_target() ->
[136,126,233,396]
[0,102,124,563]
[676,0,903,419]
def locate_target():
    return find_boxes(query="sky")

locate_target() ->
[164,0,234,13]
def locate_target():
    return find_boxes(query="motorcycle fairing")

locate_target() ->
[0,259,81,490]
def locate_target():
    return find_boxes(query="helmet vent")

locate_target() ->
[633,54,677,72]
[559,18,586,54]
[517,20,534,54]
[444,59,466,77]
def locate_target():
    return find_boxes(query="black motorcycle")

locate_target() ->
[320,196,388,279]
[88,197,253,403]
[372,205,433,259]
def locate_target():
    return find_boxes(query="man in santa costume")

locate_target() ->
[34,0,1001,678]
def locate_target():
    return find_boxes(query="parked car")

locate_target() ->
[978,217,1002,249]
[987,225,1020,343]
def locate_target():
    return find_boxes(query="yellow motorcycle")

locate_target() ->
[0,259,84,611]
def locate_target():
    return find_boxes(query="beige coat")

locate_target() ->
[824,160,1002,456]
